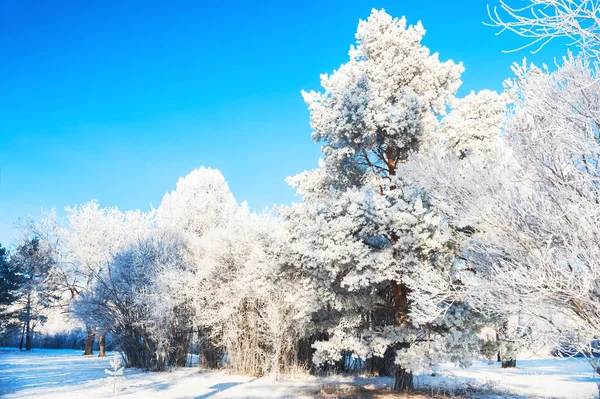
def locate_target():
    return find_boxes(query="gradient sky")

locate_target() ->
[0,0,570,246]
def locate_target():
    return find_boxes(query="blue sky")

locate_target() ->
[0,0,570,246]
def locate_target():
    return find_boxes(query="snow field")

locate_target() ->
[0,349,597,398]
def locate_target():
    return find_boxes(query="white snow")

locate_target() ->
[0,348,317,399]
[426,357,598,399]
[0,348,597,398]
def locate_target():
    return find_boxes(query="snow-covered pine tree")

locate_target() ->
[10,237,59,351]
[281,9,481,391]
[0,244,23,330]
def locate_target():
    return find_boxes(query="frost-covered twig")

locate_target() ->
[488,0,600,58]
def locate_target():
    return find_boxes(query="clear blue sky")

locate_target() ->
[0,0,569,246]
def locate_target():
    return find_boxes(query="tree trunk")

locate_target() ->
[501,358,516,368]
[19,320,26,350]
[380,347,396,376]
[334,352,346,373]
[389,281,414,391]
[297,334,321,373]
[25,296,31,351]
[366,356,385,375]
[84,327,96,356]
[366,347,395,376]
[394,366,414,391]
[496,328,502,362]
[98,330,107,357]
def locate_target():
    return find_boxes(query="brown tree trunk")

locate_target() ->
[389,281,415,391]
[394,366,414,391]
[98,330,107,357]
[501,358,516,368]
[83,327,96,356]
[391,341,414,391]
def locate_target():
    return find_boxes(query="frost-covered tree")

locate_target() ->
[194,211,301,375]
[410,44,600,380]
[471,55,600,376]
[31,202,155,356]
[65,202,155,356]
[401,85,556,369]
[436,90,509,161]
[157,167,300,375]
[76,232,194,370]
[283,9,481,391]
[156,167,240,367]
[157,166,239,236]
[104,355,124,394]
[442,3,600,378]
[300,9,462,189]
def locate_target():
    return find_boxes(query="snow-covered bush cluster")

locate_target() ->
[40,167,304,373]
[4,0,600,393]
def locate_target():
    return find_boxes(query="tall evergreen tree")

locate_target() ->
[11,238,58,350]
[281,9,489,391]
[0,244,23,332]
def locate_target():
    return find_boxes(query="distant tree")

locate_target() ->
[0,244,23,332]
[11,238,59,350]
[156,166,240,236]
[31,203,155,356]
[64,202,155,356]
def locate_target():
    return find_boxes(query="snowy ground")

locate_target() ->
[0,348,598,398]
